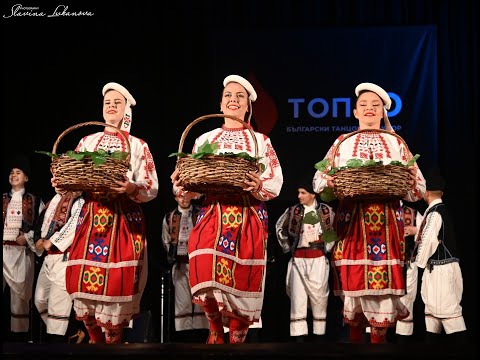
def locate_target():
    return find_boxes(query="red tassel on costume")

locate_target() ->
[203,298,224,344]
[229,317,249,344]
[84,317,105,344]
[105,328,123,344]
[370,326,387,344]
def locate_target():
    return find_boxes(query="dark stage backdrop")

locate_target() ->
[2,0,477,343]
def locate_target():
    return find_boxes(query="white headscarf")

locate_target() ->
[102,82,136,133]
[355,82,394,132]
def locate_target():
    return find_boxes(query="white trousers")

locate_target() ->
[396,263,418,335]
[421,262,466,334]
[3,245,34,332]
[286,256,330,336]
[172,263,209,331]
[34,254,72,335]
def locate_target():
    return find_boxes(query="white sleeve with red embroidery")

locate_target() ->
[254,133,283,201]
[127,136,159,203]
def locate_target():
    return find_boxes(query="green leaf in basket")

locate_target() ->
[95,149,108,157]
[169,140,265,173]
[90,153,108,167]
[363,159,377,167]
[66,150,86,161]
[220,151,261,162]
[168,152,188,158]
[37,149,128,167]
[314,159,330,172]
[346,158,363,167]
[320,187,336,202]
[314,153,421,179]
[322,229,339,243]
[302,211,320,225]
[406,154,421,167]
[110,151,129,161]
[191,152,207,159]
[197,140,218,155]
[35,150,59,159]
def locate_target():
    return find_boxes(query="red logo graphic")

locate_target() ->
[247,73,278,135]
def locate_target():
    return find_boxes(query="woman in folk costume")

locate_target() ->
[3,156,44,341]
[171,74,283,344]
[313,82,426,343]
[55,82,158,344]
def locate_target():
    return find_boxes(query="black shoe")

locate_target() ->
[292,335,306,343]
[425,332,441,344]
[7,331,29,343]
[452,330,468,344]
[395,334,411,344]
[312,334,326,344]
[47,333,67,343]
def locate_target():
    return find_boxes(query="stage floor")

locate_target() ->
[3,342,477,360]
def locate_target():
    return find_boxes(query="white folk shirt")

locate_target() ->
[297,202,321,248]
[177,206,193,256]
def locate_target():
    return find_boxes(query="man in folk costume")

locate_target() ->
[276,178,335,343]
[3,155,44,341]
[414,168,467,343]
[162,190,209,341]
[62,82,159,344]
[29,189,84,343]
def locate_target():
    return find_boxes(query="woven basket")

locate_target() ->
[331,129,412,201]
[51,121,131,192]
[176,114,259,194]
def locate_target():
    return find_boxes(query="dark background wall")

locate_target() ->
[2,0,478,342]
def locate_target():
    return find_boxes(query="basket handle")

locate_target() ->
[177,114,259,158]
[331,128,411,167]
[52,121,131,160]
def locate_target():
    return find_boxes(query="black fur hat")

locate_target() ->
[297,174,315,194]
[8,154,31,177]
[424,167,445,191]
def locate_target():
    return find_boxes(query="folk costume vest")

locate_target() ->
[280,202,332,254]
